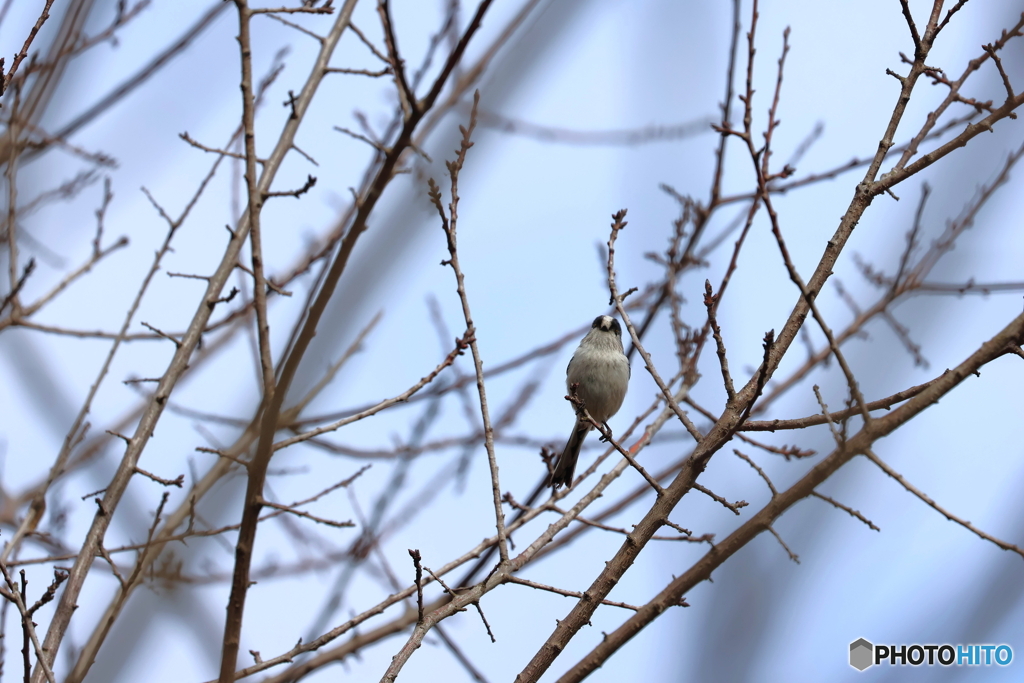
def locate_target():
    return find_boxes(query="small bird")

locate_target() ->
[549,315,630,488]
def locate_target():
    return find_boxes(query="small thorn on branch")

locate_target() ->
[133,466,185,488]
[409,549,424,624]
[207,287,239,310]
[282,89,298,118]
[885,68,906,85]
[105,430,131,444]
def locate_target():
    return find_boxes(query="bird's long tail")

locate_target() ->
[550,420,590,488]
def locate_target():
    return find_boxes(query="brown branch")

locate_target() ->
[26,569,68,617]
[692,483,748,515]
[408,549,424,624]
[180,131,263,163]
[96,545,127,589]
[133,467,184,488]
[899,0,923,58]
[506,576,640,611]
[6,104,21,311]
[231,374,701,681]
[377,0,416,117]
[734,449,776,497]
[334,124,388,153]
[264,11,324,42]
[15,143,233,678]
[589,417,664,496]
[730,21,872,427]
[552,505,712,544]
[0,564,55,683]
[767,526,799,563]
[250,5,334,15]
[513,2,960,675]
[263,173,317,198]
[234,0,277,403]
[139,321,181,347]
[704,280,735,403]
[347,21,389,63]
[608,210,703,442]
[864,448,1024,558]
[935,0,969,35]
[425,91,510,570]
[476,110,713,146]
[0,257,33,317]
[217,2,497,680]
[274,333,468,451]
[0,0,55,95]
[809,491,879,532]
[293,319,589,426]
[565,385,663,495]
[552,311,1024,682]
[255,499,355,528]
[913,279,1024,294]
[741,379,933,431]
[8,233,129,321]
[715,112,980,207]
[48,3,363,681]
[472,601,495,643]
[325,65,390,77]
[883,20,1024,183]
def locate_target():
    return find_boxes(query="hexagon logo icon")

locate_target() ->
[850,638,874,671]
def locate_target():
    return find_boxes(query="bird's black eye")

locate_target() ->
[609,319,622,335]
[591,315,605,329]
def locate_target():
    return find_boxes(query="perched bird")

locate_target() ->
[549,315,630,488]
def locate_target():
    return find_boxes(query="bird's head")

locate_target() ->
[591,315,622,336]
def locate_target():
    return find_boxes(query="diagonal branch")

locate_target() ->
[864,448,1024,557]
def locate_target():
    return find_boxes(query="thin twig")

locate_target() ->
[704,280,735,403]
[0,564,56,683]
[864,449,1024,558]
[427,91,510,565]
[692,483,748,516]
[506,576,641,611]
[733,449,776,497]
[767,526,800,563]
[408,549,424,624]
[810,491,879,531]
